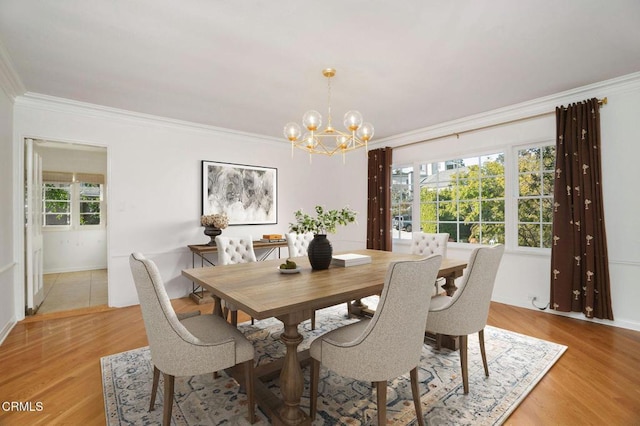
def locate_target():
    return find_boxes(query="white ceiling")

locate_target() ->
[1,1,639,141]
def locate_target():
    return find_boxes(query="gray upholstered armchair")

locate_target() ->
[129,252,255,425]
[309,255,442,426]
[425,244,504,394]
[215,235,257,326]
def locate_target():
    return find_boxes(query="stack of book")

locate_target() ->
[260,234,286,242]
[331,253,372,267]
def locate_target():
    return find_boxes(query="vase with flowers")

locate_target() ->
[289,205,357,270]
[200,213,229,246]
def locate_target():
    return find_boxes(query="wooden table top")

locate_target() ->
[182,249,467,320]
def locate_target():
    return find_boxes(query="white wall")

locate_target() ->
[379,73,640,331]
[12,97,369,315]
[0,82,15,344]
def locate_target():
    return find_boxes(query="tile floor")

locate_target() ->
[38,269,108,315]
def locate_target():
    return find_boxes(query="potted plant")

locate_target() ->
[289,205,357,270]
[200,213,229,246]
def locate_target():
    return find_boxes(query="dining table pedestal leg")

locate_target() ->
[274,312,311,426]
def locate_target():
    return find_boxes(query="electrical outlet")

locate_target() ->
[527,294,537,301]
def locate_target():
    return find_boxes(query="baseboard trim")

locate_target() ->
[0,317,17,346]
[492,297,640,332]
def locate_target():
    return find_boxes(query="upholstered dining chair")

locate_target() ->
[215,235,257,326]
[285,231,314,257]
[129,253,255,425]
[310,255,442,426]
[412,232,449,296]
[425,244,504,394]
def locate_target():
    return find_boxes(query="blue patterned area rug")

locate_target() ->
[102,301,566,425]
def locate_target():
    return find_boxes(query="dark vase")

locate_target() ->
[307,234,333,270]
[203,226,222,246]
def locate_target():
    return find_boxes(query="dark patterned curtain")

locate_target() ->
[366,147,392,251]
[551,98,613,320]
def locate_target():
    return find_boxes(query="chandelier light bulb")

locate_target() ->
[357,122,374,142]
[303,133,317,149]
[336,135,349,149]
[302,110,322,131]
[283,122,302,141]
[343,110,363,131]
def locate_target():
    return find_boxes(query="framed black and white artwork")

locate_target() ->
[201,160,277,225]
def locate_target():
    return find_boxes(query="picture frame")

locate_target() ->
[201,160,277,225]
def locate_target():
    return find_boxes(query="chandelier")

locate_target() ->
[283,68,374,162]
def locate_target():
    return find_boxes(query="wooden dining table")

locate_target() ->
[182,249,467,426]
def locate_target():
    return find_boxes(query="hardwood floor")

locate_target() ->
[1,299,639,425]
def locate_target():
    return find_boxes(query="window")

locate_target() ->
[516,145,555,248]
[79,183,102,225]
[391,142,556,250]
[42,172,104,228]
[418,154,505,244]
[391,166,414,240]
[43,183,72,226]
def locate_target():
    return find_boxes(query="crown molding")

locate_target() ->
[14,92,284,145]
[372,71,640,149]
[0,39,26,100]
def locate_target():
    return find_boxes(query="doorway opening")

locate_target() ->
[24,138,108,316]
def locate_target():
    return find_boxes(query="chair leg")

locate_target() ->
[230,310,238,327]
[243,360,255,424]
[376,381,387,425]
[149,365,160,411]
[460,335,469,394]
[310,358,320,419]
[479,328,489,377]
[162,373,174,426]
[311,310,316,330]
[410,367,424,426]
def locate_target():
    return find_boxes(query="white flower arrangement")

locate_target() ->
[200,213,229,229]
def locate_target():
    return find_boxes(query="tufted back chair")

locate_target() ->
[412,232,449,296]
[215,235,257,326]
[411,232,449,257]
[215,235,257,265]
[286,232,314,257]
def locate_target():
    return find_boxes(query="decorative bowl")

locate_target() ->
[278,267,301,274]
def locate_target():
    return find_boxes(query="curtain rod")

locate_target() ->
[395,97,608,149]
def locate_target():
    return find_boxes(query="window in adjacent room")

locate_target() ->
[79,182,102,225]
[43,182,72,226]
[42,172,105,228]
